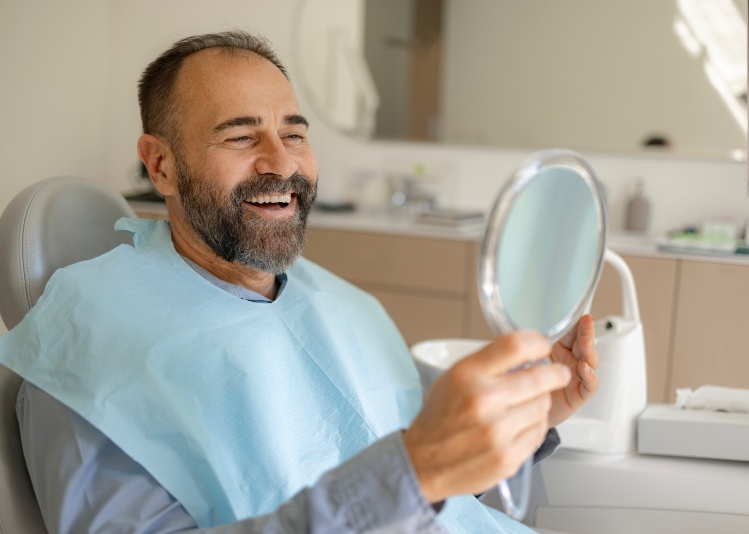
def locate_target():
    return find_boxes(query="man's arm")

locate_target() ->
[18,382,445,534]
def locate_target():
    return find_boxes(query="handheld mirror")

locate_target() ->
[479,149,608,519]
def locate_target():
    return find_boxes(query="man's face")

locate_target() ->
[175,151,316,274]
[170,49,319,274]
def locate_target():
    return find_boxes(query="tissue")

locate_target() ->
[674,385,749,413]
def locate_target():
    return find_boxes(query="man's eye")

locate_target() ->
[228,136,252,143]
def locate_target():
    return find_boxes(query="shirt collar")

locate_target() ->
[180,256,287,302]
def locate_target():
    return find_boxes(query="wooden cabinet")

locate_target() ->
[304,228,467,294]
[592,257,749,403]
[304,228,749,405]
[669,260,749,400]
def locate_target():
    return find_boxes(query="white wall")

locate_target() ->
[0,0,113,210]
[441,0,745,154]
[0,0,747,241]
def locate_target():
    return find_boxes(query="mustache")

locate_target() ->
[230,172,316,203]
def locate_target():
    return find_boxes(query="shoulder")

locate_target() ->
[43,218,174,297]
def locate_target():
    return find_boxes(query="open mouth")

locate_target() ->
[242,193,295,214]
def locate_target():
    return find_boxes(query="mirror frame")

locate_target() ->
[477,149,609,344]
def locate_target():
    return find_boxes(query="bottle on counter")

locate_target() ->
[625,179,651,233]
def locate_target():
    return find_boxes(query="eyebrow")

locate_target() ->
[213,114,309,133]
[284,114,310,128]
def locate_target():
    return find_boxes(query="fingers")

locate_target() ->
[573,333,599,370]
[571,315,598,372]
[508,418,551,470]
[498,391,553,440]
[468,398,552,484]
[577,359,599,400]
[559,314,594,352]
[405,389,555,502]
[488,362,571,410]
[456,331,551,378]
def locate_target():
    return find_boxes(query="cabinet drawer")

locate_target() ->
[303,228,468,295]
[366,287,466,346]
[670,260,749,399]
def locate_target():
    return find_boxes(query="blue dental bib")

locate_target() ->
[0,218,531,533]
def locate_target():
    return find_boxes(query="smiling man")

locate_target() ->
[1,31,599,533]
[139,42,319,298]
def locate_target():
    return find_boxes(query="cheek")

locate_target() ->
[297,151,318,181]
[201,151,253,185]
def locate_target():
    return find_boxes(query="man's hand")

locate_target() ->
[547,314,599,428]
[403,331,571,504]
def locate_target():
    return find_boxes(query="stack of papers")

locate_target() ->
[657,233,737,255]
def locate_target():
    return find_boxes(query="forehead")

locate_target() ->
[174,48,299,130]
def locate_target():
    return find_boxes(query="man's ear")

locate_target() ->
[137,134,178,197]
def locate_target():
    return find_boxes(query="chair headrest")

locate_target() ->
[0,176,136,330]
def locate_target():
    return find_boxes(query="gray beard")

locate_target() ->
[176,156,317,275]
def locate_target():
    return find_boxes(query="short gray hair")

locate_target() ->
[137,31,288,146]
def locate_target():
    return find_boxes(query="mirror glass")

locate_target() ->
[497,168,600,336]
[479,149,607,344]
[296,0,747,159]
[477,148,607,520]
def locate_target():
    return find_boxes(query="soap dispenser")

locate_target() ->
[625,179,650,233]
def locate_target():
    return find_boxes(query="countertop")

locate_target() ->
[309,209,749,265]
[127,200,749,266]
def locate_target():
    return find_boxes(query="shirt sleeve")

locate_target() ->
[534,428,560,464]
[17,381,446,534]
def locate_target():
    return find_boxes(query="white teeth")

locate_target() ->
[245,193,292,204]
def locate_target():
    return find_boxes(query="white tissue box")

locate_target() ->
[637,404,749,462]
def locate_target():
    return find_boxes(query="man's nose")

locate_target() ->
[254,136,298,178]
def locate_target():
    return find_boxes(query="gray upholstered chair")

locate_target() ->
[0,176,136,533]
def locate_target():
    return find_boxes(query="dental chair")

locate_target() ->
[0,176,135,533]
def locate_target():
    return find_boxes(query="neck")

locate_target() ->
[166,201,278,300]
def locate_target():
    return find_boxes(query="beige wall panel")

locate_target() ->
[591,255,678,403]
[670,260,749,400]
[365,288,466,346]
[303,229,467,295]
